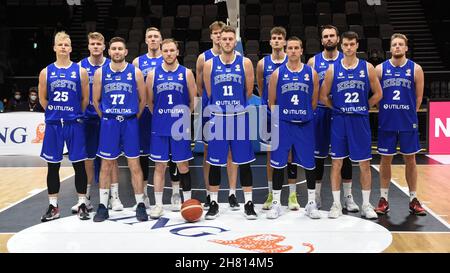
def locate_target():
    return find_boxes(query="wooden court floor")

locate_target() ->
[0,164,449,253]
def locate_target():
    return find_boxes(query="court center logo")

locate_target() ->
[8,206,392,253]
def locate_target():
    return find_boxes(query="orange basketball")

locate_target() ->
[181,199,203,223]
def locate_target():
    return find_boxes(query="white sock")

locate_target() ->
[272,190,281,204]
[244,191,252,204]
[210,192,218,203]
[267,181,273,193]
[49,197,58,207]
[343,182,352,197]
[143,185,148,198]
[110,183,119,198]
[206,190,210,197]
[172,182,180,195]
[86,184,91,199]
[380,188,389,201]
[332,190,341,205]
[362,190,371,206]
[409,191,417,201]
[229,188,236,196]
[307,189,315,203]
[155,192,163,206]
[183,191,191,201]
[99,189,109,207]
[315,183,321,198]
[135,193,144,204]
[78,196,87,204]
[289,183,296,194]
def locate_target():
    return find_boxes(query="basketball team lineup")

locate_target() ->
[1,16,450,254]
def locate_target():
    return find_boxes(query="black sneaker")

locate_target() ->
[228,194,240,210]
[204,194,211,208]
[93,204,109,222]
[136,202,148,222]
[41,204,60,222]
[205,201,219,220]
[244,201,257,220]
[77,203,90,220]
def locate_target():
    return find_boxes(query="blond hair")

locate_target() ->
[87,32,105,42]
[146,27,161,35]
[391,33,408,46]
[161,38,179,49]
[209,21,226,34]
[54,31,71,45]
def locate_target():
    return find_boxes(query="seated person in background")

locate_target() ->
[16,87,45,112]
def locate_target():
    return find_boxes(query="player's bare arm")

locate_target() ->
[367,63,383,108]
[186,68,197,112]
[135,68,146,118]
[414,63,424,111]
[268,68,279,111]
[311,68,320,110]
[80,67,89,112]
[38,68,48,109]
[320,65,334,108]
[256,58,264,97]
[244,57,255,99]
[92,68,103,117]
[146,70,155,113]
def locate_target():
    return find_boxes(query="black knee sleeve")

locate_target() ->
[287,162,297,179]
[272,167,285,190]
[168,160,180,182]
[341,157,352,180]
[209,165,221,186]
[239,163,253,187]
[305,169,316,190]
[314,158,325,181]
[73,161,87,194]
[140,156,149,181]
[47,162,61,195]
[179,171,191,191]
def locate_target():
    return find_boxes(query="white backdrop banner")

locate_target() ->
[0,112,46,156]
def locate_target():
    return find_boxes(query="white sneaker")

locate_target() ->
[315,195,322,210]
[328,202,343,219]
[305,201,321,219]
[266,201,282,219]
[171,193,182,212]
[71,197,94,214]
[344,194,360,212]
[108,196,124,211]
[150,205,164,219]
[361,203,378,219]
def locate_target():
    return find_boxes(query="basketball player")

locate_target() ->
[146,39,196,219]
[92,37,148,222]
[257,27,302,211]
[203,26,257,220]
[307,25,358,212]
[133,27,181,211]
[73,32,124,214]
[196,21,239,209]
[320,31,382,219]
[374,33,426,216]
[267,36,320,219]
[38,31,90,222]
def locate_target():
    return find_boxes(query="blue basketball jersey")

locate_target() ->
[151,64,190,136]
[201,49,219,107]
[379,59,417,131]
[137,54,163,80]
[314,51,343,107]
[45,62,83,121]
[331,59,370,116]
[262,54,287,105]
[210,54,247,114]
[79,57,111,118]
[276,64,314,123]
[100,63,139,116]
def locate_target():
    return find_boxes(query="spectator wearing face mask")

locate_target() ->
[16,87,44,112]
[6,90,24,112]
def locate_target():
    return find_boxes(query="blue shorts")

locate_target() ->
[206,113,255,166]
[313,106,332,158]
[270,119,316,170]
[150,135,193,163]
[97,115,140,160]
[377,130,421,155]
[84,117,100,159]
[330,114,372,162]
[40,119,87,163]
[259,105,272,147]
[139,107,151,156]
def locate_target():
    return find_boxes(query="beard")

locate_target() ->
[111,56,125,63]
[392,52,405,59]
[324,44,337,51]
